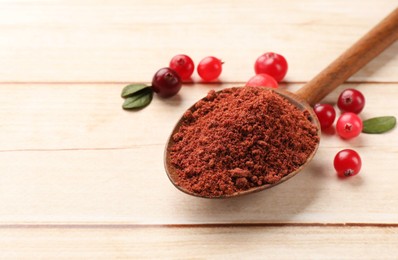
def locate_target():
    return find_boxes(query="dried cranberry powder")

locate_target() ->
[169,87,319,197]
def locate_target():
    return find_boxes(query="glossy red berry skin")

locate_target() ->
[254,52,288,82]
[337,89,365,114]
[334,149,362,178]
[169,54,195,80]
[336,112,363,139]
[245,73,278,88]
[151,67,182,98]
[197,56,222,81]
[313,104,336,130]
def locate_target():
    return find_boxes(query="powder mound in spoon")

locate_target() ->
[169,87,319,197]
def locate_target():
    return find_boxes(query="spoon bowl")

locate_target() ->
[164,87,321,198]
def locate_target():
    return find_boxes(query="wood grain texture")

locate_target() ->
[0,0,397,82]
[1,226,397,259]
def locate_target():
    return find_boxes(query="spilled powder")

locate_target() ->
[169,87,319,197]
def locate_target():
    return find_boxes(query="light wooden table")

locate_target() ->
[1,0,398,259]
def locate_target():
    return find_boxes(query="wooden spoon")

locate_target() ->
[165,8,398,198]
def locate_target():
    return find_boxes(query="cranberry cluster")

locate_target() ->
[152,55,223,98]
[314,89,365,178]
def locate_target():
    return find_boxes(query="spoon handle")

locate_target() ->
[296,8,398,106]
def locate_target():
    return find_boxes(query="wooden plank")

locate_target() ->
[0,0,397,82]
[0,146,397,224]
[0,226,397,259]
[0,83,397,224]
[0,83,397,150]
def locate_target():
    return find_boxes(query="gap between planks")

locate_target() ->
[0,81,398,85]
[0,145,163,153]
[0,143,383,153]
[1,223,398,229]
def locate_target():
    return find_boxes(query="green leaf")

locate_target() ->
[121,84,149,98]
[362,116,396,134]
[122,89,153,109]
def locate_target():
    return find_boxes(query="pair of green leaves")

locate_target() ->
[121,84,153,109]
[362,116,396,134]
